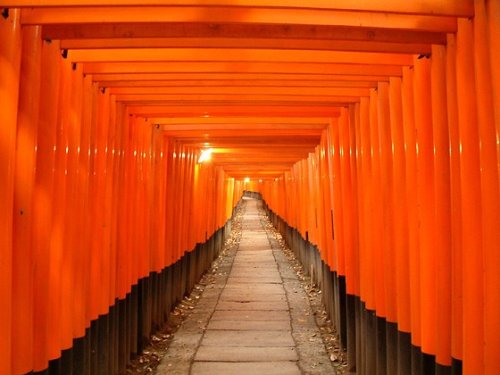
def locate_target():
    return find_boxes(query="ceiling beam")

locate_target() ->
[60,38,432,55]
[22,7,459,31]
[155,117,329,125]
[68,48,414,65]
[128,105,341,117]
[109,86,371,97]
[44,23,448,43]
[14,1,472,17]
[83,62,403,76]
[92,73,391,82]
[100,80,378,88]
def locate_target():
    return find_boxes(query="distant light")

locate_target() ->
[198,148,213,163]
[244,177,250,183]
[259,179,263,183]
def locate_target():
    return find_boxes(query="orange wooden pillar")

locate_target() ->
[377,81,396,328]
[0,10,21,373]
[369,88,385,319]
[330,118,345,278]
[47,39,74,362]
[414,55,437,359]
[31,38,62,371]
[116,108,131,301]
[430,44,452,367]
[389,76,411,338]
[348,105,360,298]
[445,33,463,366]
[77,74,94,335]
[389,72,412,374]
[473,2,500,373]
[401,66,421,349]
[456,17,484,374]
[358,97,374,311]
[65,62,81,341]
[338,109,354,293]
[10,24,42,375]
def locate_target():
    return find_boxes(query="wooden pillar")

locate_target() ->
[473,2,500,373]
[32,38,62,372]
[431,44,452,367]
[11,24,42,375]
[0,10,22,373]
[456,17,484,375]
[414,54,437,361]
[401,66,421,350]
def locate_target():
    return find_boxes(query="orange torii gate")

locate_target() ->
[0,1,498,374]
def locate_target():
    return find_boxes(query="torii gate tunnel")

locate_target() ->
[0,1,499,374]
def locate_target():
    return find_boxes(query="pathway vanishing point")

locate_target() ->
[156,197,337,375]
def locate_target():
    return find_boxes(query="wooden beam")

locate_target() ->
[154,117,329,125]
[68,48,414,65]
[44,23,448,42]
[92,73,391,82]
[13,1,473,17]
[83,62,403,76]
[128,105,341,117]
[60,38,432,55]
[161,129,325,137]
[22,7,459,31]
[99,79,378,88]
[108,86,371,97]
[113,94,362,104]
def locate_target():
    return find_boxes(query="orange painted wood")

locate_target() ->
[414,56,437,355]
[0,11,22,374]
[339,108,355,294]
[60,37,433,54]
[11,24,41,374]
[445,33,463,363]
[401,66,421,346]
[330,116,345,276]
[31,38,62,370]
[369,88,386,317]
[473,2,500,373]
[456,18,484,374]
[68,48,413,66]
[10,0,474,17]
[389,76,411,333]
[358,97,374,309]
[347,105,360,296]
[431,44,452,366]
[377,81,396,322]
[83,61,403,77]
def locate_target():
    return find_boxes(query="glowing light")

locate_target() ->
[259,179,263,183]
[198,148,213,163]
[244,177,250,183]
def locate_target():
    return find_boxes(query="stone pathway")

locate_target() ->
[156,197,335,374]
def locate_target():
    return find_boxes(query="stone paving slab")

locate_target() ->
[191,361,301,375]
[228,272,281,280]
[226,277,283,284]
[222,283,285,294]
[201,330,295,347]
[219,292,287,302]
[230,265,277,271]
[210,309,291,321]
[194,346,298,362]
[215,300,289,311]
[207,319,291,331]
